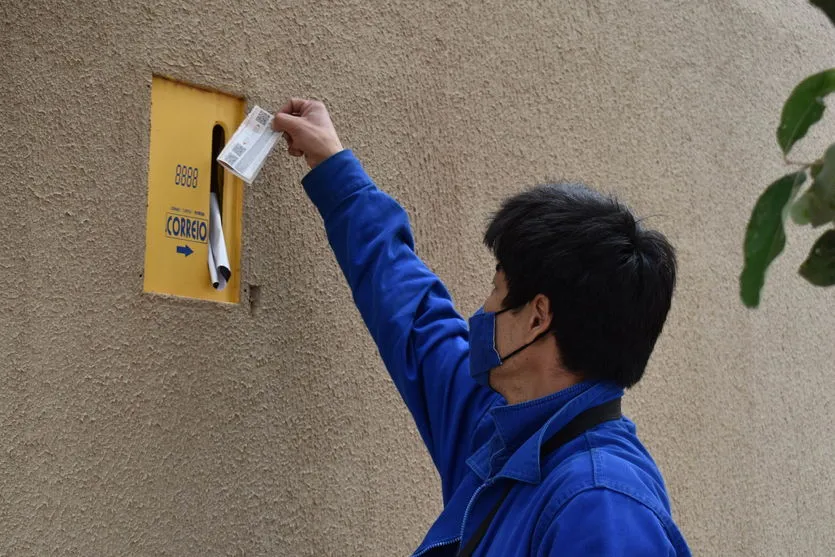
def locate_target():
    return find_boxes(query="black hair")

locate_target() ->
[484,183,676,388]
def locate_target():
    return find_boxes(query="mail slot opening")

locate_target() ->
[211,124,225,213]
[209,123,231,286]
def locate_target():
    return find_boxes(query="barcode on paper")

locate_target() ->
[255,111,271,126]
[215,105,280,183]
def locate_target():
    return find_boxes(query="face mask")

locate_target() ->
[467,306,548,387]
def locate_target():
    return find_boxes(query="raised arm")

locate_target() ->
[273,100,499,495]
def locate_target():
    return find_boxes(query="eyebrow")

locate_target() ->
[495,263,503,272]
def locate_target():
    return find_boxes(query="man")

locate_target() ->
[273,99,691,556]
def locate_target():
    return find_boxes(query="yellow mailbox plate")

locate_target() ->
[143,77,244,302]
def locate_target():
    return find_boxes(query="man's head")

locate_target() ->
[477,183,676,397]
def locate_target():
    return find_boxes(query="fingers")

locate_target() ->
[272,112,301,133]
[281,131,304,158]
[272,98,339,168]
[274,113,307,157]
[277,98,308,116]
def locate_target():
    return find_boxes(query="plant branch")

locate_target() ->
[783,156,820,168]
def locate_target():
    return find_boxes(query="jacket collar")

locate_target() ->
[466,381,624,484]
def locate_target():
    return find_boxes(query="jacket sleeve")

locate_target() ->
[301,150,499,496]
[535,489,679,556]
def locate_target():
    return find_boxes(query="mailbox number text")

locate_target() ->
[175,164,198,188]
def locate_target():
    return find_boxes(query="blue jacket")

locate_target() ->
[302,150,691,556]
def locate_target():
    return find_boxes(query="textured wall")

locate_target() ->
[2,0,835,555]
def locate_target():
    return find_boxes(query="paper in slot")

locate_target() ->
[216,105,281,183]
[208,192,230,291]
[208,240,226,290]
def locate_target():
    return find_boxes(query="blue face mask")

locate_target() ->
[467,306,548,387]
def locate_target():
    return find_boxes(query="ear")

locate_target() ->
[528,294,552,336]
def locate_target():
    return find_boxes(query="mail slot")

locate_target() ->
[143,77,244,303]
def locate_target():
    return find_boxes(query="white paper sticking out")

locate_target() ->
[216,105,281,183]
[207,240,226,290]
[208,192,230,290]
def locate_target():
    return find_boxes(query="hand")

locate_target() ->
[272,99,344,169]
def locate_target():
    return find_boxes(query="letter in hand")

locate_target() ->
[272,99,345,169]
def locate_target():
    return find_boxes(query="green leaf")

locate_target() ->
[741,172,807,307]
[799,228,835,286]
[790,189,835,226]
[777,69,835,155]
[810,161,824,179]
[791,143,835,226]
[811,142,835,195]
[810,0,835,27]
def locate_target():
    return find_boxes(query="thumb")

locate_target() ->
[272,113,303,135]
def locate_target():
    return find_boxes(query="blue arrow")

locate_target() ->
[176,245,193,257]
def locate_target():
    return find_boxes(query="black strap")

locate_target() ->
[456,398,622,557]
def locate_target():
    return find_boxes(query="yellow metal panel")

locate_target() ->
[143,77,244,303]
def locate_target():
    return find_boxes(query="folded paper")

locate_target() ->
[208,192,230,290]
[216,105,281,183]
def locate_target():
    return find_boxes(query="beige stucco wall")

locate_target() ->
[3,0,835,555]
